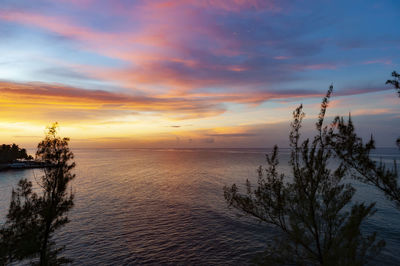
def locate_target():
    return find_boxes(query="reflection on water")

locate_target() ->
[0,148,399,265]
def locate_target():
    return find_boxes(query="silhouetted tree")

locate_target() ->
[386,70,400,148]
[0,179,41,264]
[326,72,400,209]
[386,71,400,97]
[326,116,400,210]
[0,123,75,265]
[224,86,384,265]
[0,144,33,164]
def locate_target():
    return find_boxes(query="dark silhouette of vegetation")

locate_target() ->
[224,86,384,265]
[386,71,400,97]
[0,123,75,265]
[326,116,400,210]
[0,144,33,164]
[386,70,400,148]
[325,72,400,209]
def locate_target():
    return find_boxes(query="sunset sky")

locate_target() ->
[0,0,399,148]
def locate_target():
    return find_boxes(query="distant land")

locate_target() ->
[0,143,46,171]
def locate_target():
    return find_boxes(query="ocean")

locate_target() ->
[0,148,399,265]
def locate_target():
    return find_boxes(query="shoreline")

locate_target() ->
[0,161,48,171]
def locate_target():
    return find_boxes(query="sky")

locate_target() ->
[0,0,399,148]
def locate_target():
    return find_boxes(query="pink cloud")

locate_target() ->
[292,63,338,71]
[55,0,96,8]
[0,8,239,76]
[186,0,282,12]
[0,3,290,95]
[136,0,282,13]
[274,56,291,60]
[363,59,392,65]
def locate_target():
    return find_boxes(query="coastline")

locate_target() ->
[0,161,48,171]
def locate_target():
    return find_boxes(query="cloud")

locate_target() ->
[206,133,256,137]
[0,80,227,121]
[1,0,399,148]
[1,79,391,125]
[274,56,291,60]
[202,137,215,143]
[37,67,97,81]
[0,3,341,94]
[362,59,392,66]
[185,0,283,12]
[335,85,392,97]
[292,63,338,71]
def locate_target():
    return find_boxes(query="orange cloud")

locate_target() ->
[0,81,225,122]
[0,80,328,124]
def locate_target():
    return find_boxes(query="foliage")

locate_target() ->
[386,70,400,148]
[224,86,384,265]
[386,71,400,97]
[0,179,41,264]
[0,123,75,265]
[0,144,33,164]
[325,71,400,209]
[326,116,400,210]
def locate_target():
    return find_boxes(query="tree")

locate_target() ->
[0,179,41,264]
[326,72,400,209]
[386,71,400,97]
[0,123,75,265]
[326,116,400,210]
[224,86,384,265]
[0,143,33,164]
[386,70,400,148]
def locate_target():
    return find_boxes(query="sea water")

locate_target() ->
[0,148,399,265]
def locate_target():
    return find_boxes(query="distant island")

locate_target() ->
[0,144,46,171]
